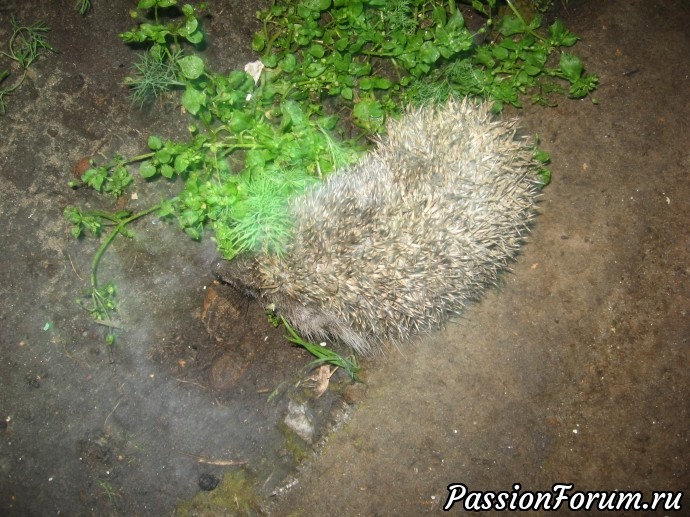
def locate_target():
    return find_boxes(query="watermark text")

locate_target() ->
[443,483,683,512]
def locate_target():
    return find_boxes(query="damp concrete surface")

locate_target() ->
[0,0,688,515]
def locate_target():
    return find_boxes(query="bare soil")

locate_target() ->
[0,0,688,516]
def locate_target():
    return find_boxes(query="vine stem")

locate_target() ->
[89,203,162,331]
[124,151,155,165]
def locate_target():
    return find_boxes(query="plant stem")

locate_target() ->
[0,70,29,94]
[505,0,546,41]
[124,151,156,165]
[91,203,162,291]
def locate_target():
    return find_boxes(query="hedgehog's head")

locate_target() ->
[212,256,263,299]
[213,255,374,355]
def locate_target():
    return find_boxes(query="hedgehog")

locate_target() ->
[214,99,542,355]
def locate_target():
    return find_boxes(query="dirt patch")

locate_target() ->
[1,0,688,516]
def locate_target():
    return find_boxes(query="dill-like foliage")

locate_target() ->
[124,44,183,107]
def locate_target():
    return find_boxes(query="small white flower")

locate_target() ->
[244,60,264,101]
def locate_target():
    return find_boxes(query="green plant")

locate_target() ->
[0,16,54,114]
[407,0,598,109]
[281,317,360,381]
[65,204,162,344]
[125,44,185,106]
[67,0,595,349]
[253,0,597,123]
[120,0,204,105]
[76,0,92,15]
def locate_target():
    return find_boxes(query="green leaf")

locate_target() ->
[252,32,266,52]
[549,19,579,47]
[229,110,252,133]
[296,4,313,20]
[309,43,325,58]
[559,52,584,82]
[160,164,175,178]
[181,86,206,115]
[446,10,465,32]
[341,0,363,15]
[373,77,393,89]
[227,70,253,90]
[360,76,392,90]
[185,17,198,34]
[334,38,349,52]
[349,61,371,77]
[82,168,105,191]
[185,30,203,45]
[492,45,510,60]
[139,161,157,178]
[569,74,599,98]
[524,64,541,76]
[432,5,447,26]
[475,47,495,68]
[534,149,550,163]
[158,199,175,217]
[147,135,163,150]
[178,55,204,79]
[471,0,488,16]
[155,148,172,163]
[243,150,262,172]
[528,15,542,32]
[353,98,384,131]
[305,0,331,10]
[174,154,190,173]
[499,15,526,37]
[281,100,307,129]
[279,53,297,72]
[184,226,201,240]
[305,62,326,78]
[318,114,339,130]
[419,41,441,64]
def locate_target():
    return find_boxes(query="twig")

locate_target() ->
[66,252,83,280]
[103,397,123,430]
[175,448,247,466]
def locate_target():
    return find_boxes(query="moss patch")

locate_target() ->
[175,469,262,517]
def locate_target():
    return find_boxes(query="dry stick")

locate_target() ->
[103,397,123,431]
[174,448,247,466]
[66,252,83,280]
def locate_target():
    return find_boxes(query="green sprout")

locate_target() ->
[282,317,360,382]
[76,0,92,15]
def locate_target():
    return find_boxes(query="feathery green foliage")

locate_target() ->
[0,16,54,114]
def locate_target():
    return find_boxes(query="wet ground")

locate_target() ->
[1,0,688,515]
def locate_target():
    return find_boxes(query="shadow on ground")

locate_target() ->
[0,0,688,516]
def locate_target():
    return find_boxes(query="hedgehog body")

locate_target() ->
[215,100,541,355]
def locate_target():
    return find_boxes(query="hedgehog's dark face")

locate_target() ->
[212,257,262,299]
